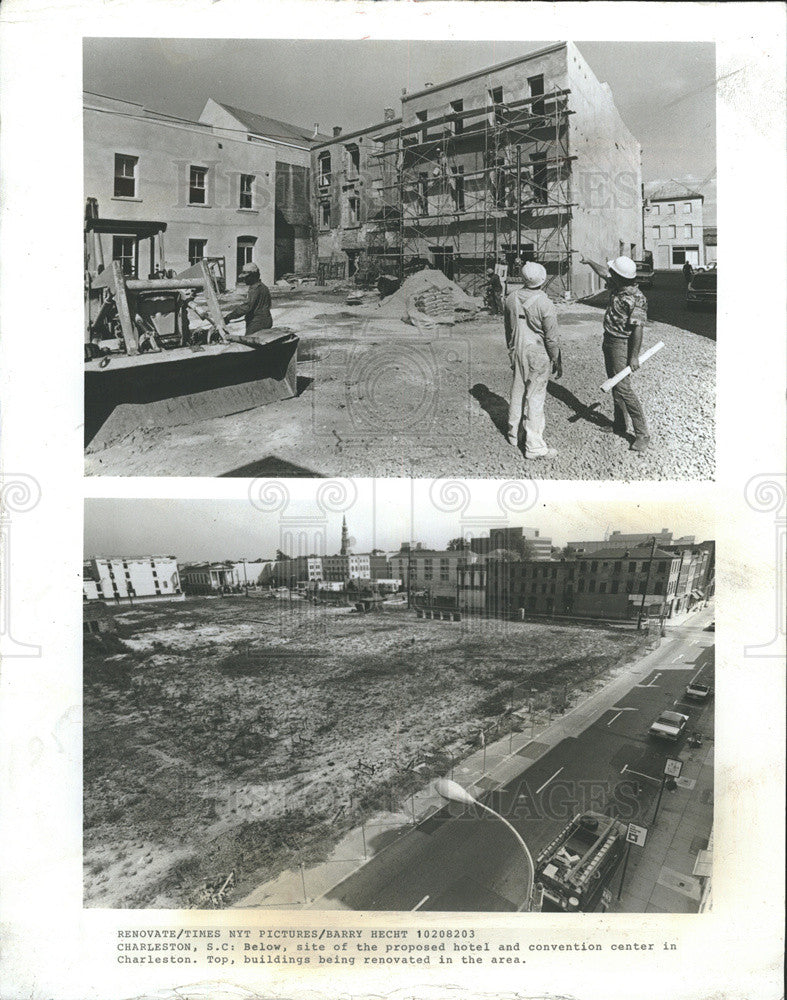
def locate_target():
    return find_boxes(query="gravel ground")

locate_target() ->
[85,294,715,480]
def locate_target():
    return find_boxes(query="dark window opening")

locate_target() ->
[113,153,138,198]
[528,74,545,117]
[530,152,548,204]
[188,239,207,265]
[189,165,208,205]
[451,99,464,135]
[240,173,254,209]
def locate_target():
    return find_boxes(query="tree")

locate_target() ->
[447,537,468,551]
[275,550,291,561]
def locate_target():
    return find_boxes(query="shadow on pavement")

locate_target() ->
[470,383,509,438]
[220,457,323,478]
[548,381,617,431]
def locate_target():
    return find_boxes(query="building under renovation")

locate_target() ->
[312,42,643,298]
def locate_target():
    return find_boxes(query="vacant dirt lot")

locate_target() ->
[84,596,652,908]
[85,287,715,480]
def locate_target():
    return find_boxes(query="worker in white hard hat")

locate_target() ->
[580,254,650,452]
[503,260,562,459]
[224,260,273,334]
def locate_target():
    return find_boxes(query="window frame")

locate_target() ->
[188,238,208,266]
[239,173,254,210]
[189,165,209,206]
[113,153,138,199]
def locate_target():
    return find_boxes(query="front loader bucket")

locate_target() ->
[85,331,299,452]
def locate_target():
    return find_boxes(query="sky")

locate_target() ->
[83,38,716,223]
[84,490,717,562]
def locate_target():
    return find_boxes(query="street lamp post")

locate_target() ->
[435,778,537,912]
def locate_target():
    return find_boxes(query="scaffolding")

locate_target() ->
[365,88,575,296]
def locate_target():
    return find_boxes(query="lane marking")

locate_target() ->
[607,711,623,726]
[620,764,661,785]
[536,767,564,795]
[648,673,662,686]
[611,706,639,712]
[412,895,430,911]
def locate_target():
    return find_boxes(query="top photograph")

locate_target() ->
[82,39,716,479]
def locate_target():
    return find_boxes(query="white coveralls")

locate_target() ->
[504,286,561,457]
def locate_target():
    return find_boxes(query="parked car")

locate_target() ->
[685,680,712,702]
[686,269,717,309]
[649,710,689,741]
[634,259,654,288]
[705,621,715,632]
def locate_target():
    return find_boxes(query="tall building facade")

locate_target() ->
[644,184,705,270]
[312,41,642,298]
[84,92,316,288]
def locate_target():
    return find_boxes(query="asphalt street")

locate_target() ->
[322,613,715,912]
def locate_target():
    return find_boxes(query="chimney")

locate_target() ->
[332,126,342,137]
[383,107,395,122]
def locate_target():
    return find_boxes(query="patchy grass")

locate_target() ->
[84,596,652,907]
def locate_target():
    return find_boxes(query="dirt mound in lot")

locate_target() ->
[375,268,480,324]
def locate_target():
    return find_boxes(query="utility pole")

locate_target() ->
[638,536,657,630]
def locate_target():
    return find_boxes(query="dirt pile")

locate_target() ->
[376,268,480,328]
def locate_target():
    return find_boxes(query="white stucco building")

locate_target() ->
[644,184,705,270]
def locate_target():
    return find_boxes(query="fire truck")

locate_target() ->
[534,812,628,911]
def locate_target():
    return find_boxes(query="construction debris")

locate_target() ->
[374,267,480,330]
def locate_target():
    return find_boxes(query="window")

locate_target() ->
[657,561,667,573]
[653,225,661,238]
[319,200,331,229]
[611,580,619,594]
[113,154,138,198]
[613,561,622,574]
[236,236,256,276]
[630,243,637,258]
[599,582,607,593]
[668,203,676,214]
[451,165,465,210]
[530,152,548,204]
[619,240,625,256]
[577,581,585,593]
[683,202,692,213]
[239,174,254,209]
[628,561,636,573]
[651,204,660,216]
[528,74,545,117]
[189,165,208,205]
[346,143,360,179]
[589,580,596,593]
[684,224,693,238]
[188,239,207,265]
[347,195,360,226]
[489,85,503,105]
[112,235,136,277]
[667,225,676,239]
[416,110,428,141]
[450,99,464,135]
[318,152,331,187]
[418,171,429,216]
[591,561,598,572]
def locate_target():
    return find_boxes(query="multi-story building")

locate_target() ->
[468,526,552,560]
[84,556,183,604]
[478,545,687,621]
[389,543,479,600]
[566,529,682,555]
[180,562,234,594]
[313,42,642,299]
[84,92,317,288]
[644,184,705,271]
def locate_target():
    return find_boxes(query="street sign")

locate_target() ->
[664,757,683,778]
[626,822,648,847]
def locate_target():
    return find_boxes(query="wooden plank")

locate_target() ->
[112,261,139,356]
[199,259,228,342]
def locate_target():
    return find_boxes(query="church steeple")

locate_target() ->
[340,516,349,556]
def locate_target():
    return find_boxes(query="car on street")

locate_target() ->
[686,268,717,309]
[649,709,689,741]
[705,621,715,631]
[685,680,712,702]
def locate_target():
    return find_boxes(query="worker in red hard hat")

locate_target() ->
[224,260,273,334]
[503,260,562,460]
[580,254,650,453]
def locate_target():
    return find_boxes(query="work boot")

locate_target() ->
[526,448,558,460]
[630,435,651,453]
[600,423,627,436]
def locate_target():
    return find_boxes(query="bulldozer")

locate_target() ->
[84,217,299,452]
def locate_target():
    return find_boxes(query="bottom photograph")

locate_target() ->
[83,489,715,914]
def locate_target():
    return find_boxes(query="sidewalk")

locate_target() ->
[610,730,713,913]
[235,632,677,910]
